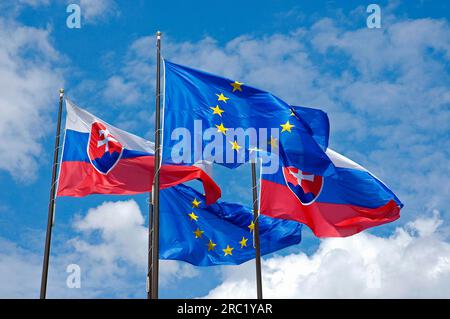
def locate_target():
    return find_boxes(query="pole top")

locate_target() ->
[59,88,65,97]
[156,31,162,39]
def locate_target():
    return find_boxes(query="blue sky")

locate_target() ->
[0,0,449,298]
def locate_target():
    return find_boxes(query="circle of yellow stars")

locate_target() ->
[208,80,295,156]
[186,196,256,257]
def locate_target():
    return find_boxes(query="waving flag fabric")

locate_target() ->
[290,105,329,151]
[162,60,334,177]
[260,149,403,237]
[57,99,221,204]
[159,184,302,266]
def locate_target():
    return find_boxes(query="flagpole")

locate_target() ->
[147,192,153,299]
[40,88,64,299]
[251,161,263,299]
[150,31,162,299]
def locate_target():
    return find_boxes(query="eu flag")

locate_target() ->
[159,184,302,266]
[290,105,330,151]
[162,60,334,176]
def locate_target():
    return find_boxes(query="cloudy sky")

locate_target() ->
[0,0,449,298]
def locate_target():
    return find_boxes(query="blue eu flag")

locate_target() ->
[162,60,334,176]
[159,184,302,266]
[290,105,330,151]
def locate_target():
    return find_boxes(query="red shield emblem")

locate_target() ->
[87,122,123,174]
[282,166,323,205]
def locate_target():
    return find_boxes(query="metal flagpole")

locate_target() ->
[40,88,65,299]
[151,31,162,299]
[251,161,263,299]
[147,191,153,299]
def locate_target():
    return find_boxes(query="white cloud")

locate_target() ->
[70,199,199,290]
[205,212,450,298]
[72,199,147,267]
[0,18,63,181]
[101,37,153,108]
[0,0,50,13]
[79,0,119,24]
[17,0,50,7]
[0,239,43,298]
[1,0,118,24]
[0,235,142,298]
[103,76,142,106]
[0,199,199,298]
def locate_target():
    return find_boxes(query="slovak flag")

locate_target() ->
[57,99,221,204]
[260,149,403,237]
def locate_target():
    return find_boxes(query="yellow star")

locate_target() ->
[248,221,255,232]
[188,211,199,221]
[230,81,243,92]
[216,93,229,103]
[268,136,278,149]
[215,123,228,135]
[290,110,295,116]
[229,140,241,152]
[239,237,248,248]
[207,239,217,251]
[193,228,204,238]
[192,198,201,208]
[210,105,225,117]
[222,245,234,256]
[281,120,295,133]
